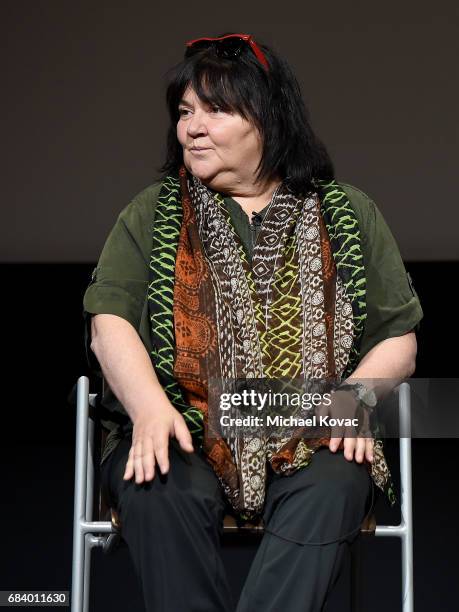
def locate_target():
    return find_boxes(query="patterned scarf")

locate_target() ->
[147,166,395,520]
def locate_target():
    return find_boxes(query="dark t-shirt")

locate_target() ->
[82,180,424,460]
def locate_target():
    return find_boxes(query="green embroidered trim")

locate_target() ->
[316,179,367,376]
[148,174,204,445]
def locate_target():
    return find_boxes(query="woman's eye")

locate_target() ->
[178,106,226,117]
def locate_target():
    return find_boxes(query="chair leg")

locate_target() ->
[350,535,364,612]
[399,384,414,612]
[72,377,90,612]
[71,530,85,612]
[401,530,414,612]
[83,534,92,612]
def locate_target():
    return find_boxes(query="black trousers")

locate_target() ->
[102,434,375,612]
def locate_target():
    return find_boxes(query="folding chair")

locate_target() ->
[71,377,413,612]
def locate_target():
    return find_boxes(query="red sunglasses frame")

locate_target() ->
[185,33,269,72]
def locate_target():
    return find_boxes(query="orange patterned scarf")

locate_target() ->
[158,166,364,520]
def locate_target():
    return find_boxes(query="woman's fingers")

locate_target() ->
[365,437,374,463]
[142,436,156,481]
[343,435,356,461]
[123,436,163,484]
[153,429,170,476]
[354,435,367,463]
[329,421,355,454]
[329,436,342,452]
[174,415,194,453]
[133,438,146,484]
[342,436,374,463]
[125,433,169,484]
[123,446,134,480]
[122,409,194,484]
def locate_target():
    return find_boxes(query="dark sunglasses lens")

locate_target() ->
[185,40,213,57]
[216,38,244,58]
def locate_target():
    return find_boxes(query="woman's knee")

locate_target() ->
[105,436,226,529]
[312,448,371,503]
[263,448,372,544]
[291,450,372,536]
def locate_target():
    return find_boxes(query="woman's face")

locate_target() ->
[176,85,264,193]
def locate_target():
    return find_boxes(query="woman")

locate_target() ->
[83,33,423,612]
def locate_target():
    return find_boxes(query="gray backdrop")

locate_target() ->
[3,1,458,262]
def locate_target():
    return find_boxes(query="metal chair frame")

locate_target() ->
[71,377,414,612]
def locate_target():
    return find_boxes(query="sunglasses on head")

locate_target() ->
[185,33,269,72]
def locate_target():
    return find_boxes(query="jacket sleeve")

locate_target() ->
[358,197,424,360]
[82,184,160,374]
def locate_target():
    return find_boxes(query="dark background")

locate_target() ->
[2,1,458,610]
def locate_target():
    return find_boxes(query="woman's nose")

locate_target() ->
[186,110,208,138]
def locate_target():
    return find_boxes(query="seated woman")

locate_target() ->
[83,33,423,612]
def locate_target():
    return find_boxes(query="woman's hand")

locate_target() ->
[327,332,418,464]
[329,435,374,464]
[318,389,374,464]
[89,314,195,484]
[123,403,194,484]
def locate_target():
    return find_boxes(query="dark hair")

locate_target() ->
[157,33,335,197]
